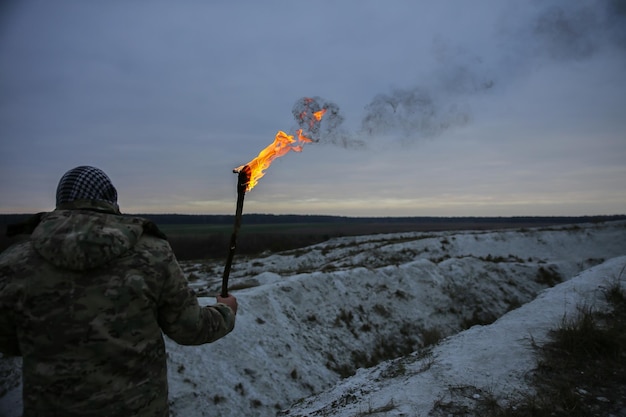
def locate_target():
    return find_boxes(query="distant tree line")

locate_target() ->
[137,213,626,226]
[4,213,624,226]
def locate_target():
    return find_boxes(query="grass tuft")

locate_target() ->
[437,279,626,417]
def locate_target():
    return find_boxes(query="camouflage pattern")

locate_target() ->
[0,200,236,417]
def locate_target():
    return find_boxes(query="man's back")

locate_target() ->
[1,204,235,416]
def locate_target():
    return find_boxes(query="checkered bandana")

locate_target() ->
[56,166,118,206]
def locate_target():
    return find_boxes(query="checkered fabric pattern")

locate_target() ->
[56,166,118,206]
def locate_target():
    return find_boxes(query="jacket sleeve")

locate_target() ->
[0,312,20,356]
[155,246,235,345]
[0,256,22,356]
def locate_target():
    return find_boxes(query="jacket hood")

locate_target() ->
[31,200,163,271]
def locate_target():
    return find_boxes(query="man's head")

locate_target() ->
[56,166,118,209]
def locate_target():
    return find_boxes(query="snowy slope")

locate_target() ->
[1,220,625,417]
[283,255,626,416]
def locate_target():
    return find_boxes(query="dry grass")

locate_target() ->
[438,280,626,417]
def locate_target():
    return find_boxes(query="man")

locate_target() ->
[0,166,238,416]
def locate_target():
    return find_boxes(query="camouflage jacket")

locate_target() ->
[0,200,236,417]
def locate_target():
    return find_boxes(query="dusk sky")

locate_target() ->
[1,0,625,217]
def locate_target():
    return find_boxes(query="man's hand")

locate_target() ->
[217,294,238,315]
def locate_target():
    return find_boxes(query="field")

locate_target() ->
[2,214,625,261]
[160,218,601,260]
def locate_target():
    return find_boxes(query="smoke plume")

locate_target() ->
[291,96,365,149]
[294,0,626,149]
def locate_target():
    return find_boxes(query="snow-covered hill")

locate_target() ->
[283,255,626,417]
[1,220,625,417]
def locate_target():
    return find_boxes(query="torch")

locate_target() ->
[219,126,324,297]
[220,166,250,297]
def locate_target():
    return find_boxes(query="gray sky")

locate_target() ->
[1,0,625,216]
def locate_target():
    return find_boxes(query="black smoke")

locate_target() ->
[291,96,365,149]
[294,1,626,148]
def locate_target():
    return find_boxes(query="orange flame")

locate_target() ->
[234,98,326,192]
[313,109,326,121]
[234,129,314,192]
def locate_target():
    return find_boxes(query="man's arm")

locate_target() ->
[0,312,20,356]
[155,246,237,345]
[0,263,21,356]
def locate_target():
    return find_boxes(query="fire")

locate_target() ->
[234,98,326,192]
[298,107,327,131]
[313,109,326,121]
[234,129,313,192]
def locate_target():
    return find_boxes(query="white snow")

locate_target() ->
[1,220,625,417]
